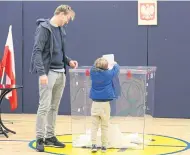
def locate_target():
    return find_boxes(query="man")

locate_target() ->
[29,5,78,152]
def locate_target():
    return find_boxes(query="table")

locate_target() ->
[0,84,23,138]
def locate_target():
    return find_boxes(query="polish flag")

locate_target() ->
[1,25,17,111]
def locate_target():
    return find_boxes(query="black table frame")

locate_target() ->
[0,88,19,138]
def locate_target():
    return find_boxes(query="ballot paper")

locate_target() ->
[102,54,115,69]
[72,123,151,149]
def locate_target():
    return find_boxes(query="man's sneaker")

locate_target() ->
[45,136,65,148]
[36,138,44,152]
[91,144,97,152]
[101,146,107,153]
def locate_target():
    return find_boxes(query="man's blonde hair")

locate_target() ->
[54,4,75,20]
[94,57,108,70]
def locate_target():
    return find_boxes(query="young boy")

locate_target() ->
[89,57,120,153]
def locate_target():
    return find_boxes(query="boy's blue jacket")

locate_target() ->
[89,64,121,100]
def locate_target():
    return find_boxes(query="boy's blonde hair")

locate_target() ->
[54,5,75,21]
[94,57,108,70]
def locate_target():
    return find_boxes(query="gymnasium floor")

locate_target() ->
[0,114,190,155]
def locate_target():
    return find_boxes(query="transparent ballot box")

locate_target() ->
[69,66,156,150]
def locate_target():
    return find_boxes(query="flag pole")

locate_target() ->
[1,67,5,84]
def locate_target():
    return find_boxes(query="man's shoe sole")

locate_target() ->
[44,144,65,148]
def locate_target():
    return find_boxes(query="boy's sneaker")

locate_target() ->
[45,136,65,148]
[101,146,107,153]
[91,144,97,152]
[36,138,44,152]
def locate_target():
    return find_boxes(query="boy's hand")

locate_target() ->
[113,61,117,65]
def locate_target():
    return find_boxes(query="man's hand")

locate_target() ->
[69,60,78,69]
[39,75,48,85]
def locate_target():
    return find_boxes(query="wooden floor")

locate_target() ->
[0,114,190,155]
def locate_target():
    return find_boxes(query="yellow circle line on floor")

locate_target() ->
[29,133,190,155]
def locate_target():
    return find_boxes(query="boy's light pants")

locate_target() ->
[91,101,111,147]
